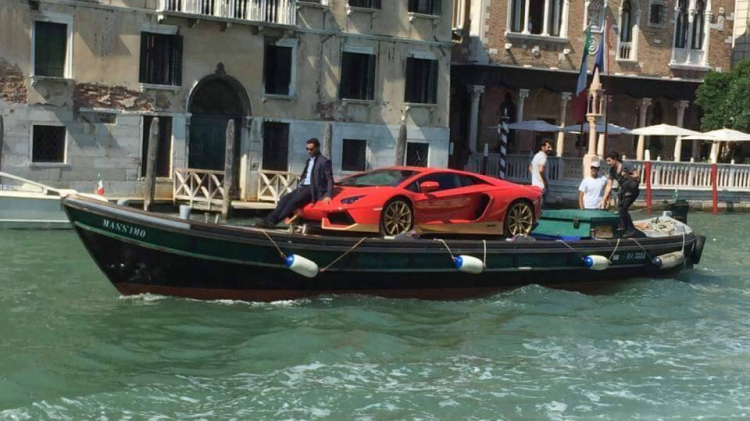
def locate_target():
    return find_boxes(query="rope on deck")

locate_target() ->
[320,238,368,273]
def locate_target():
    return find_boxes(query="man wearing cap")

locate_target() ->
[578,160,607,209]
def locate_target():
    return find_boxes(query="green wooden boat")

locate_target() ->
[62,195,705,302]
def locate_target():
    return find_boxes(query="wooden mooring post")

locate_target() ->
[221,119,236,219]
[143,117,159,211]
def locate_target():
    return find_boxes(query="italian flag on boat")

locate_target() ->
[573,25,593,124]
[96,173,105,196]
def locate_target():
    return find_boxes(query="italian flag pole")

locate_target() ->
[573,25,593,125]
[96,173,105,196]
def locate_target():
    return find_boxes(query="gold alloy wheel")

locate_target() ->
[506,202,534,236]
[382,200,413,235]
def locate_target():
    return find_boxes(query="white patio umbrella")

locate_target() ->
[629,124,700,137]
[682,128,750,142]
[683,128,750,163]
[560,123,632,135]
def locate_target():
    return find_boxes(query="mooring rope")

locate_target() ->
[629,238,654,261]
[320,237,368,273]
[262,230,287,260]
[608,238,621,263]
[556,239,585,261]
[482,240,488,269]
[437,239,456,261]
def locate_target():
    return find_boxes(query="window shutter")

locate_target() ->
[373,0,381,8]
[404,57,414,102]
[408,0,417,12]
[366,54,376,100]
[139,33,149,83]
[34,23,49,76]
[171,34,183,86]
[431,0,441,16]
[339,52,352,99]
[428,59,438,104]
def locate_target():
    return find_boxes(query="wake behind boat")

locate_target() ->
[62,195,705,301]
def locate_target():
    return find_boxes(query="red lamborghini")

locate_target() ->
[299,167,542,237]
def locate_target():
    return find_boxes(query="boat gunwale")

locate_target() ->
[62,195,697,256]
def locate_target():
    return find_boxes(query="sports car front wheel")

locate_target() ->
[504,201,534,236]
[380,198,414,236]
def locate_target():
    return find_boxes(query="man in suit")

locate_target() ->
[257,138,334,228]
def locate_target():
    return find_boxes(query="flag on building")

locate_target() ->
[96,173,105,196]
[573,26,593,124]
[592,18,608,80]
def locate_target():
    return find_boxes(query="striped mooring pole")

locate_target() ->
[498,113,510,180]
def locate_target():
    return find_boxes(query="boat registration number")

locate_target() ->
[102,218,147,238]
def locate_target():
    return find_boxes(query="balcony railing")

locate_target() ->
[617,41,633,60]
[670,48,707,68]
[158,0,297,25]
[466,154,750,192]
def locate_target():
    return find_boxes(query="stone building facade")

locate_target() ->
[0,0,452,198]
[736,0,750,64]
[451,0,737,165]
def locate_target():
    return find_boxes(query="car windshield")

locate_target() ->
[337,169,418,187]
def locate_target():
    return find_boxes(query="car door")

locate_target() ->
[411,172,483,226]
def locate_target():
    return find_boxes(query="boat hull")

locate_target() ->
[63,196,700,301]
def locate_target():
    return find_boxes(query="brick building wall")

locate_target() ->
[452,0,737,164]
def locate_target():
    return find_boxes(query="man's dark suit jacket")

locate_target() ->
[299,153,334,203]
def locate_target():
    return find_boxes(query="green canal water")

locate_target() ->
[1,213,750,420]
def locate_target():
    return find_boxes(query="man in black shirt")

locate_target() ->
[601,151,641,238]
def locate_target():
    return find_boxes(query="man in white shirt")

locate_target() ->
[578,160,607,209]
[529,140,553,205]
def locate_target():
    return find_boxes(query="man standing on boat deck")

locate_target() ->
[258,138,333,228]
[529,139,553,206]
[578,160,607,209]
[601,151,640,238]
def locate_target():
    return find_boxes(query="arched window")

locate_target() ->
[620,0,633,43]
[588,0,604,30]
[510,0,526,33]
[691,0,705,49]
[674,0,689,48]
[547,0,564,36]
[508,0,567,36]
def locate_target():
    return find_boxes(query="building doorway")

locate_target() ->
[188,76,250,171]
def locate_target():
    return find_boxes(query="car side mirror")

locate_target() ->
[420,181,440,193]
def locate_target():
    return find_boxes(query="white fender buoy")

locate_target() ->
[652,251,685,270]
[584,255,609,271]
[284,254,319,278]
[454,255,484,274]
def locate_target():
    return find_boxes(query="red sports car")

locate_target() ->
[299,167,542,237]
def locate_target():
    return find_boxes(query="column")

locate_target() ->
[636,97,652,160]
[673,100,689,162]
[467,85,485,153]
[560,0,570,37]
[556,92,572,157]
[517,89,529,123]
[523,0,531,34]
[542,0,551,36]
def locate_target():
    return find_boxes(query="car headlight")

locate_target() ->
[341,195,366,205]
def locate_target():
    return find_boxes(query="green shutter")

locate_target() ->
[405,57,414,102]
[171,34,183,86]
[428,59,438,104]
[35,22,66,77]
[139,33,149,83]
[431,0,442,16]
[366,54,376,100]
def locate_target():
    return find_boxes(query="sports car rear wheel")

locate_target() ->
[504,201,534,236]
[380,198,413,236]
